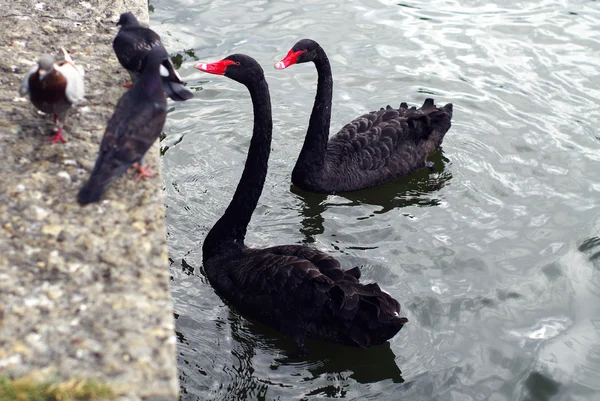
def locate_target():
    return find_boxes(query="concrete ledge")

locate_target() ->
[0,1,177,400]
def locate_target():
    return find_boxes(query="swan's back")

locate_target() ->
[203,244,407,349]
[294,98,453,193]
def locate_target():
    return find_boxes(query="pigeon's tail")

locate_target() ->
[163,80,193,101]
[77,156,131,206]
[77,178,108,205]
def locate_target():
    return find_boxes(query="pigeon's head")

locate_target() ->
[37,54,55,80]
[117,12,139,27]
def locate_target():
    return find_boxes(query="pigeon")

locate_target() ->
[112,12,193,101]
[77,46,168,205]
[19,48,85,144]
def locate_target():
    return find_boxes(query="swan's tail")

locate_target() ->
[426,99,453,148]
[330,280,408,347]
[400,98,453,149]
[419,98,453,131]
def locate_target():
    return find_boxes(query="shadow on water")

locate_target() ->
[298,340,404,384]
[521,371,561,401]
[292,150,452,243]
[578,236,600,263]
[198,308,405,400]
[290,190,328,244]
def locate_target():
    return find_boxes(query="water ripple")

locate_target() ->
[156,0,600,399]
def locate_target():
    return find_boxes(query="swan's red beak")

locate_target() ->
[195,59,236,75]
[274,49,305,70]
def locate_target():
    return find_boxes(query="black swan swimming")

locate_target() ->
[77,47,167,205]
[195,54,407,353]
[275,38,453,194]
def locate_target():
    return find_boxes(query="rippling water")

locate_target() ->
[152,0,600,399]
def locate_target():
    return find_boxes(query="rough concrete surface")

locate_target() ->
[0,1,178,400]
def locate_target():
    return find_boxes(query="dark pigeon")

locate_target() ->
[19,48,85,144]
[112,12,193,101]
[77,47,168,205]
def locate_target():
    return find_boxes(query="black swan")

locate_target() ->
[78,47,167,205]
[275,38,453,194]
[195,54,407,354]
[113,12,193,101]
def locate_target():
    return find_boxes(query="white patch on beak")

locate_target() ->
[274,61,286,70]
[197,63,207,71]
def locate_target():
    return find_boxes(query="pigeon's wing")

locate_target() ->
[76,92,166,205]
[18,64,38,97]
[55,48,85,105]
[113,27,163,74]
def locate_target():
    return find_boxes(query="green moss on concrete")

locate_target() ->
[0,375,114,401]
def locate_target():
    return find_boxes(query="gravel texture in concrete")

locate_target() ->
[0,1,178,400]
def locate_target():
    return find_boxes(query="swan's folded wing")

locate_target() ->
[328,108,410,171]
[226,251,334,309]
[264,245,360,282]
[226,246,364,307]
[224,249,403,346]
[329,100,449,171]
[265,244,340,269]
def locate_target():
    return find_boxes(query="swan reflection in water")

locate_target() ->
[223,309,404,399]
[175,272,405,399]
[293,150,452,244]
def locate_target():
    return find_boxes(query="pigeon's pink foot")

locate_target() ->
[47,127,66,144]
[123,82,133,88]
[132,162,157,182]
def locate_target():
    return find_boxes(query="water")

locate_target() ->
[153,0,600,399]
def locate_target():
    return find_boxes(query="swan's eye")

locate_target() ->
[234,62,241,66]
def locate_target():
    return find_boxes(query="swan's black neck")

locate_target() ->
[203,78,272,260]
[293,47,332,179]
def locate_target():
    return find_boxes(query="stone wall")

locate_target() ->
[0,0,177,399]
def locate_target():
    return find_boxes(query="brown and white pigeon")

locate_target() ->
[77,47,168,205]
[112,12,193,101]
[19,48,85,144]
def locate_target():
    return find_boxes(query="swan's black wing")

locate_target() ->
[207,245,406,350]
[328,98,453,172]
[265,244,356,281]
[77,85,167,205]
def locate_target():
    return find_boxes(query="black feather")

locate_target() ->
[280,39,453,194]
[199,54,407,352]
[78,47,167,205]
[113,12,193,102]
